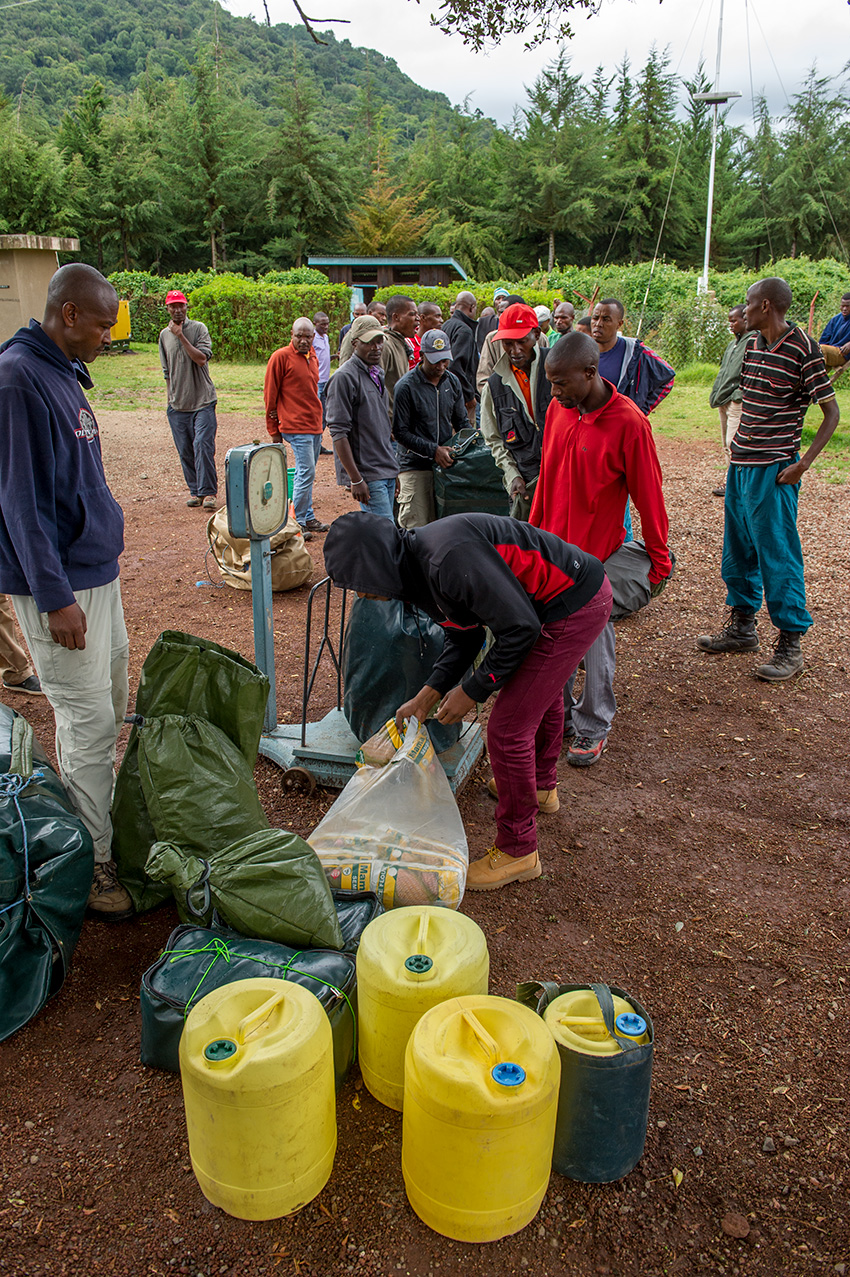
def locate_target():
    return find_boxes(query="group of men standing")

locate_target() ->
[0,264,840,912]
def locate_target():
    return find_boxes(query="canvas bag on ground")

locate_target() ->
[139,919,359,1086]
[0,708,94,1042]
[342,597,461,754]
[309,718,468,910]
[144,827,343,950]
[112,632,269,912]
[207,506,312,592]
[603,539,676,621]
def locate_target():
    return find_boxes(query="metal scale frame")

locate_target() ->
[224,443,484,796]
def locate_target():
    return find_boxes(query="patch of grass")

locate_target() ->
[673,362,720,387]
[653,382,850,481]
[88,342,266,413]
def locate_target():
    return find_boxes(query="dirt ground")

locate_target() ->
[1,405,848,1277]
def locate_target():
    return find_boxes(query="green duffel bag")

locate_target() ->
[145,827,343,951]
[113,632,269,913]
[0,708,93,1042]
[140,919,361,1087]
[434,428,510,519]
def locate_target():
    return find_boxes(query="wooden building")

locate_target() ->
[307,256,467,305]
[0,235,81,343]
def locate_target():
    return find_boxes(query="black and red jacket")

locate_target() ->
[323,511,604,703]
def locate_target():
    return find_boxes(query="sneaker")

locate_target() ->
[697,607,759,653]
[712,485,726,497]
[87,860,134,921]
[319,446,333,456]
[3,675,44,696]
[486,777,559,813]
[567,734,608,767]
[466,847,542,891]
[186,495,202,507]
[754,631,804,682]
[202,496,218,511]
[297,526,314,542]
[303,517,329,533]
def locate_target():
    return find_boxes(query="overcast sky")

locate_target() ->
[223,0,847,129]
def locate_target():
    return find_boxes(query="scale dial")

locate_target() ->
[245,444,288,538]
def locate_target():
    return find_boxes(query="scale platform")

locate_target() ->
[259,708,485,796]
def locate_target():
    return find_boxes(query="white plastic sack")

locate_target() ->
[308,719,468,909]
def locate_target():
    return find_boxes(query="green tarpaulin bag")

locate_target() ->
[112,632,269,912]
[434,428,510,519]
[139,920,360,1086]
[145,827,344,950]
[138,715,269,854]
[0,707,94,1042]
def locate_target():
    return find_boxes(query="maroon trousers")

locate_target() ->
[487,579,613,858]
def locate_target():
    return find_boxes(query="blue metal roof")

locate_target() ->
[308,255,467,281]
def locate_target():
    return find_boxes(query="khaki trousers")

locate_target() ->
[718,400,743,457]
[397,470,436,529]
[11,579,129,862]
[0,594,34,684]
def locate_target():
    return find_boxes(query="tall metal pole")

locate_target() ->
[699,0,726,294]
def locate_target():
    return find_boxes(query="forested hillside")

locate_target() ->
[2,0,849,280]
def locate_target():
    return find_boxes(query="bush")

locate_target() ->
[187,277,351,362]
[262,268,331,287]
[108,270,351,357]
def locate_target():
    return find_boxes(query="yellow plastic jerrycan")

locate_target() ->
[544,988,650,1054]
[402,995,560,1242]
[179,978,336,1220]
[356,906,489,1110]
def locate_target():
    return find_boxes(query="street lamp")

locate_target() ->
[694,88,741,294]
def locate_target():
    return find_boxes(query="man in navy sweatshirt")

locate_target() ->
[0,263,133,920]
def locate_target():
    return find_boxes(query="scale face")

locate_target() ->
[225,444,289,540]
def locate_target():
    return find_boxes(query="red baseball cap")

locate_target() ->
[493,302,540,340]
[165,290,188,305]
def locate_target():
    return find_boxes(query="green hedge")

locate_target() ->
[108,270,351,356]
[187,277,351,362]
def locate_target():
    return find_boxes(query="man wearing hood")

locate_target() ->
[323,511,611,891]
[0,263,132,920]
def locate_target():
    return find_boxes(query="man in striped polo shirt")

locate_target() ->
[698,277,839,680]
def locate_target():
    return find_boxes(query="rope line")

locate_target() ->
[0,771,45,917]
[160,937,357,1053]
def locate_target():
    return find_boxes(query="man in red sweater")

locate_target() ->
[530,332,672,766]
[264,317,328,535]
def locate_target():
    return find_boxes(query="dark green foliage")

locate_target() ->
[187,276,351,361]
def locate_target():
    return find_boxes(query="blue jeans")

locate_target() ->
[317,381,328,428]
[359,478,396,521]
[286,433,322,525]
[722,458,812,633]
[167,402,218,497]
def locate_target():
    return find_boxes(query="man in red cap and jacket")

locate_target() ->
[158,290,219,510]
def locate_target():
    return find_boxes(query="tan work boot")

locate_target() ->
[486,777,559,813]
[88,860,134,922]
[466,847,542,891]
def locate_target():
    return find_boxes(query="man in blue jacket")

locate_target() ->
[591,298,675,415]
[0,263,133,920]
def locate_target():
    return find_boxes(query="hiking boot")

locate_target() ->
[466,847,542,891]
[697,607,759,653]
[567,735,608,767]
[303,518,329,533]
[87,860,134,921]
[486,777,559,813]
[3,675,44,696]
[186,495,202,507]
[754,631,804,682]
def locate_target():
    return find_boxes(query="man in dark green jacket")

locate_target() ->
[709,304,748,497]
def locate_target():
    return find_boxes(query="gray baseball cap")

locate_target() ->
[420,330,453,363]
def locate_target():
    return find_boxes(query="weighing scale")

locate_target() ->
[224,442,484,795]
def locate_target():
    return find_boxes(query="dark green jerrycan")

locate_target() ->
[518,981,653,1184]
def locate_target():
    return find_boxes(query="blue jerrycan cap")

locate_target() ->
[204,1038,238,1062]
[615,1012,647,1039]
[492,1061,526,1087]
[404,954,434,974]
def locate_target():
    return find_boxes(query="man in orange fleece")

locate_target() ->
[264,316,328,536]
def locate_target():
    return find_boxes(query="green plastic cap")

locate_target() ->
[204,1038,238,1062]
[404,954,434,974]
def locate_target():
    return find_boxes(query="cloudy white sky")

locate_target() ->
[223,0,848,129]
